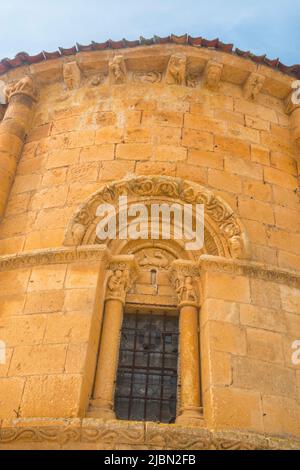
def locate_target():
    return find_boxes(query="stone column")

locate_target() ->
[0,76,38,218]
[88,256,138,419]
[171,260,203,426]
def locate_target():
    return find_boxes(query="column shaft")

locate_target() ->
[0,81,36,219]
[89,299,124,419]
[177,305,203,425]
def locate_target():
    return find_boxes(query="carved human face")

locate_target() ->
[171,54,185,68]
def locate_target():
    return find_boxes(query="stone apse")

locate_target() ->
[0,36,299,450]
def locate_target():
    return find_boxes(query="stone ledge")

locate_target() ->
[0,245,110,271]
[1,44,294,104]
[0,418,299,450]
[0,249,299,290]
[200,255,300,289]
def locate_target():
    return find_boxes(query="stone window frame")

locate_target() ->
[87,255,204,427]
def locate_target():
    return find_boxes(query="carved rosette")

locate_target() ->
[170,260,200,308]
[4,76,38,103]
[65,176,248,260]
[105,255,139,304]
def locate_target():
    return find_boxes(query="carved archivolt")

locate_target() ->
[64,176,249,260]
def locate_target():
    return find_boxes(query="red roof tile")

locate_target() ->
[1,34,299,79]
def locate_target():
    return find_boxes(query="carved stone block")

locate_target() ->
[63,61,82,90]
[203,60,223,90]
[165,53,187,86]
[243,72,265,101]
[109,55,127,85]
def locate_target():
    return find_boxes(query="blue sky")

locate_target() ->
[0,0,300,65]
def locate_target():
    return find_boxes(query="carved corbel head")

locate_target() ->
[243,72,265,101]
[203,60,223,91]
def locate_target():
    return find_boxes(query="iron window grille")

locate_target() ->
[115,312,179,424]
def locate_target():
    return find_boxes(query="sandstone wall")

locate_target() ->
[0,75,299,270]
[0,45,299,448]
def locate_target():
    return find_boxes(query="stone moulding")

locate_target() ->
[0,420,299,450]
[0,245,110,272]
[200,254,300,289]
[64,175,250,260]
[0,43,295,109]
[0,248,299,289]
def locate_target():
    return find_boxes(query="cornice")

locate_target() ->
[0,40,296,105]
[1,34,299,80]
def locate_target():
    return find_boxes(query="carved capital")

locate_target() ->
[170,260,200,308]
[109,55,127,85]
[243,72,265,101]
[63,61,82,90]
[165,53,187,86]
[204,60,223,90]
[106,255,139,304]
[4,76,38,103]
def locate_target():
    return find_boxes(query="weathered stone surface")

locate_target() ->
[0,42,299,449]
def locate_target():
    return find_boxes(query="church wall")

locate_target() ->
[0,44,299,448]
[0,63,298,271]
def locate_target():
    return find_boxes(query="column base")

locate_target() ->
[87,399,116,420]
[176,406,204,427]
